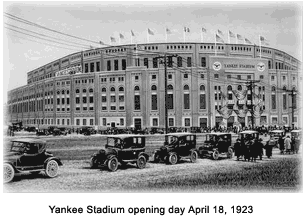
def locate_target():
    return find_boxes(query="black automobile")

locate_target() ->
[52,127,68,136]
[90,135,149,171]
[153,133,198,165]
[36,129,49,136]
[198,133,233,160]
[3,138,63,183]
[80,126,96,135]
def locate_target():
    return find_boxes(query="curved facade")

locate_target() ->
[7,42,302,129]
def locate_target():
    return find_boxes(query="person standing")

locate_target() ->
[265,137,275,158]
[233,139,242,160]
[284,136,292,154]
[278,136,285,154]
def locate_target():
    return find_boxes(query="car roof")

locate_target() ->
[270,130,284,133]
[11,138,47,144]
[240,130,259,134]
[291,130,301,133]
[165,132,194,137]
[204,132,230,136]
[106,134,145,139]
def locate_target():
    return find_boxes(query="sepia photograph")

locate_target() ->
[2,0,303,197]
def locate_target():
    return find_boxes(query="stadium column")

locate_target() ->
[192,45,199,127]
[70,75,75,128]
[53,76,56,126]
[158,62,166,129]
[140,67,148,128]
[174,66,183,127]
[125,68,133,128]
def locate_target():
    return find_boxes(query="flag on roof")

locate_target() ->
[229,30,236,38]
[237,34,243,40]
[99,41,104,45]
[216,34,224,43]
[148,28,155,35]
[218,29,224,36]
[201,27,207,33]
[245,38,252,44]
[184,27,190,33]
[131,30,135,37]
[110,37,116,43]
[119,33,124,39]
[260,35,266,41]
[166,28,172,35]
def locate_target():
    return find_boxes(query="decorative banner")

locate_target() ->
[234,109,249,117]
[217,106,233,119]
[253,105,264,118]
[232,90,247,100]
[55,65,82,77]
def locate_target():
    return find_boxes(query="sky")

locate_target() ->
[2,1,303,103]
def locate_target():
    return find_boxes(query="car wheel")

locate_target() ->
[4,163,15,183]
[190,150,198,163]
[227,147,234,159]
[168,153,178,165]
[45,160,59,178]
[90,157,98,169]
[153,153,160,163]
[212,150,219,160]
[136,155,147,169]
[107,157,118,172]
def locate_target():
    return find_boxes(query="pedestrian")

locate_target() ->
[284,136,291,154]
[278,136,285,154]
[265,137,275,159]
[233,139,242,160]
[290,136,296,154]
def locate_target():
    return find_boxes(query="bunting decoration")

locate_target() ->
[253,105,264,118]
[217,106,233,119]
[232,90,247,100]
[234,109,249,118]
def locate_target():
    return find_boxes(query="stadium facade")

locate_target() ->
[7,42,302,130]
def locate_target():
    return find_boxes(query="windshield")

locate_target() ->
[11,142,27,152]
[107,138,122,148]
[167,136,178,145]
[204,134,216,143]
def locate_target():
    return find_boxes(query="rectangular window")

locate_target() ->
[62,98,65,105]
[283,94,287,110]
[76,119,80,125]
[83,119,86,125]
[119,106,125,111]
[90,119,94,125]
[89,96,94,103]
[114,60,119,71]
[144,58,148,68]
[57,98,60,105]
[184,94,190,109]
[237,75,241,80]
[200,94,206,109]
[271,76,275,80]
[96,62,100,72]
[201,57,206,67]
[110,106,116,111]
[134,95,140,110]
[167,94,173,109]
[135,75,139,81]
[153,58,158,68]
[102,106,107,111]
[152,118,158,127]
[184,118,191,127]
[102,118,107,126]
[260,75,264,79]
[62,119,65,125]
[76,107,80,111]
[187,57,192,67]
[76,97,80,104]
[101,96,107,102]
[177,56,182,67]
[120,118,124,126]
[152,75,157,80]
[66,98,70,105]
[119,95,124,102]
[184,73,188,79]
[169,118,174,127]
[122,59,126,70]
[83,107,87,111]
[85,63,89,73]
[151,94,157,110]
[111,96,116,102]
[83,97,87,103]
[167,56,173,67]
[272,94,276,110]
[107,60,111,71]
[90,62,94,72]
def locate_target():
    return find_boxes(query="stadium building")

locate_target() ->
[7,42,302,130]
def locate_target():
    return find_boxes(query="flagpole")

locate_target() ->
[236,35,238,44]
[215,33,217,56]
[228,31,230,44]
[183,28,186,43]
[147,30,149,43]
[165,28,167,43]
[201,28,203,43]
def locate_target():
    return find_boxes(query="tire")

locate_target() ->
[136,155,147,169]
[227,147,234,159]
[190,150,198,163]
[107,157,118,172]
[4,163,15,183]
[45,160,59,178]
[168,153,178,165]
[153,153,160,163]
[212,150,219,160]
[90,157,98,169]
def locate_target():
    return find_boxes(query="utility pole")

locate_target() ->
[246,80,260,130]
[154,53,178,143]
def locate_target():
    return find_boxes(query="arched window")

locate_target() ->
[227,85,233,100]
[119,86,124,92]
[184,85,189,91]
[62,90,65,95]
[151,85,157,91]
[66,90,70,94]
[75,89,80,94]
[101,87,106,93]
[89,88,93,93]
[167,85,173,90]
[134,86,140,91]
[200,85,205,91]
[227,85,232,91]
[57,90,60,95]
[110,87,115,92]
[272,86,276,92]
[237,85,242,91]
[83,89,87,93]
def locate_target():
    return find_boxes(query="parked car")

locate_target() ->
[3,138,63,183]
[36,129,49,136]
[80,126,96,135]
[90,134,149,171]
[197,133,233,160]
[237,130,263,161]
[153,133,198,165]
[291,129,302,141]
[52,127,68,136]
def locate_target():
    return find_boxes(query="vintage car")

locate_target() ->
[90,135,149,171]
[269,130,285,141]
[36,129,49,136]
[80,126,97,135]
[153,133,198,165]
[52,127,68,136]
[197,133,233,160]
[291,129,302,140]
[3,138,63,183]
